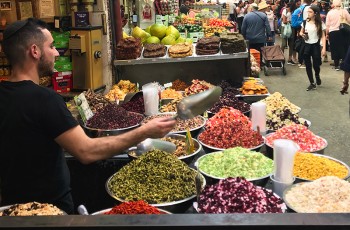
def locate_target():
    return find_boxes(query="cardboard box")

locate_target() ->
[155,15,169,26]
[54,61,72,72]
[52,71,72,93]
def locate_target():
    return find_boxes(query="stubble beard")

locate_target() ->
[38,54,54,78]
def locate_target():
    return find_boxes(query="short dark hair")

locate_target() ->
[3,18,48,67]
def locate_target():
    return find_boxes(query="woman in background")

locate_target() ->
[326,0,350,70]
[300,5,326,91]
[266,5,276,46]
[340,48,350,95]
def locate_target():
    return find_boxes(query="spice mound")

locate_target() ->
[107,150,197,204]
[161,88,183,100]
[284,176,350,213]
[84,89,112,113]
[142,114,205,133]
[86,104,143,130]
[121,93,145,114]
[160,99,180,112]
[103,201,165,215]
[266,124,326,152]
[198,108,263,149]
[0,202,64,216]
[197,177,285,213]
[266,106,309,131]
[171,79,188,91]
[260,92,301,114]
[184,79,213,96]
[293,152,349,180]
[198,147,273,179]
[208,95,250,114]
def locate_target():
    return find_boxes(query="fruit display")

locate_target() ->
[240,79,268,95]
[220,32,247,54]
[168,43,193,58]
[195,36,220,55]
[161,88,183,99]
[105,80,137,102]
[203,26,226,37]
[143,44,167,58]
[260,92,301,114]
[266,124,327,152]
[184,79,213,96]
[116,37,142,60]
[206,18,233,27]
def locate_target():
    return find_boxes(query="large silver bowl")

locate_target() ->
[195,151,272,187]
[127,134,202,164]
[0,204,67,216]
[105,168,206,213]
[79,112,143,138]
[90,207,172,215]
[198,134,265,153]
[265,133,328,159]
[293,153,350,183]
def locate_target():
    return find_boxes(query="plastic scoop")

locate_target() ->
[176,87,222,120]
[130,138,176,157]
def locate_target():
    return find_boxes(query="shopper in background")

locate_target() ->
[326,0,350,71]
[227,0,237,22]
[300,5,326,91]
[180,0,191,14]
[0,18,176,214]
[236,1,247,32]
[265,4,276,45]
[281,3,298,64]
[241,2,272,65]
[319,0,329,62]
[340,48,350,95]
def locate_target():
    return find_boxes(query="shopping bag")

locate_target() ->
[282,23,292,39]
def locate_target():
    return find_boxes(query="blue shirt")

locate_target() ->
[241,11,271,44]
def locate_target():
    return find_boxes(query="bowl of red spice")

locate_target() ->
[91,200,172,215]
[82,104,144,138]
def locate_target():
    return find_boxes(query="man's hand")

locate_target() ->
[142,117,176,138]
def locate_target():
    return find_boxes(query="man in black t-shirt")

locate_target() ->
[0,18,176,214]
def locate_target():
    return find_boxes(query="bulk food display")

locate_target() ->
[0,202,64,216]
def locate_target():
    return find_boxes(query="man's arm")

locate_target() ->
[55,118,176,164]
[241,17,247,38]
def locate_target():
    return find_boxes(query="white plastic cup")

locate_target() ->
[142,83,159,116]
[270,175,295,198]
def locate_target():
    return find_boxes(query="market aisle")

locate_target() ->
[259,40,350,166]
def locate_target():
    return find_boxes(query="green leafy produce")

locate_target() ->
[198,147,273,179]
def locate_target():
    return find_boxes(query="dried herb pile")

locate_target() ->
[107,150,197,204]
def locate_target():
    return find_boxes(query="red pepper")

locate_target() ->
[104,200,163,215]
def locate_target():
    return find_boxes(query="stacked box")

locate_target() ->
[51,31,72,91]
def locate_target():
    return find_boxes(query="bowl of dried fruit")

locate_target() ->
[128,134,202,164]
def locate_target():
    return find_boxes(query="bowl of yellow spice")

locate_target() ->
[293,152,350,183]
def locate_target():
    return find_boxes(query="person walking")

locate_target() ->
[340,47,350,95]
[241,2,272,65]
[236,1,247,33]
[281,3,298,64]
[0,18,176,214]
[300,5,327,91]
[326,0,350,70]
[265,4,276,46]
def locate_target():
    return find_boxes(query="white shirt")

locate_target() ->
[226,0,236,14]
[282,8,291,25]
[302,21,326,44]
[303,5,311,21]
[266,10,275,31]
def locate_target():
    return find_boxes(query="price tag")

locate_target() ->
[164,82,172,88]
[74,93,93,124]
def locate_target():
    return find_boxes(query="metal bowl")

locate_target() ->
[127,134,202,164]
[293,153,350,183]
[198,134,265,153]
[0,204,67,216]
[142,112,206,137]
[193,186,287,213]
[105,168,206,213]
[195,151,272,187]
[90,207,172,215]
[79,112,143,138]
[265,133,328,159]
